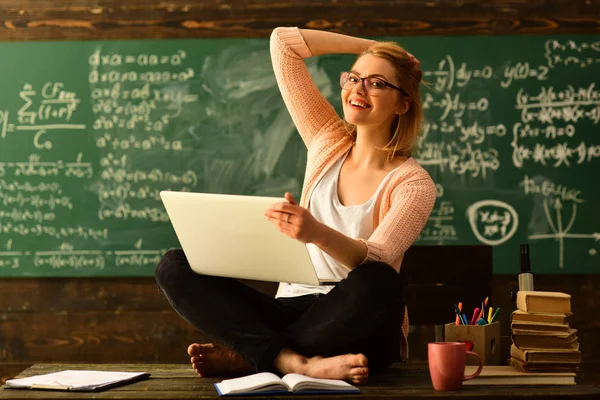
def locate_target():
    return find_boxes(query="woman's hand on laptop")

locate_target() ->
[264,192,324,244]
[266,192,368,269]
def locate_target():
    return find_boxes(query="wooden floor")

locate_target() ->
[1,363,600,399]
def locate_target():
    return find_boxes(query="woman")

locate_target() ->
[155,27,436,385]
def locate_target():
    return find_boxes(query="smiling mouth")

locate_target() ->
[348,99,371,109]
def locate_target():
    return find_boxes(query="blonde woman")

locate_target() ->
[156,27,436,385]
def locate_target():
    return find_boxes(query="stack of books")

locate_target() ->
[509,291,581,373]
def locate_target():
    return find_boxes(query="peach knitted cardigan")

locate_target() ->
[270,27,437,360]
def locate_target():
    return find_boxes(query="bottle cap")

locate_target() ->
[520,244,531,273]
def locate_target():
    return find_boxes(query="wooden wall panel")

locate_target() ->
[0,278,173,313]
[0,0,599,41]
[1,311,199,362]
[2,274,599,383]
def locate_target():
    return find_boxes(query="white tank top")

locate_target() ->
[276,151,401,298]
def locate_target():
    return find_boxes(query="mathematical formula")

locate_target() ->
[0,38,597,273]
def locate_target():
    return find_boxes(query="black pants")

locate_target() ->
[155,249,405,373]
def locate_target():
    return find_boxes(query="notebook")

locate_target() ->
[463,366,575,386]
[214,372,360,396]
[160,191,339,286]
[4,370,150,392]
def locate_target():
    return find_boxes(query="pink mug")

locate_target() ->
[428,342,483,391]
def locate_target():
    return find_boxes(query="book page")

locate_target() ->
[282,373,358,392]
[6,370,147,389]
[217,372,288,395]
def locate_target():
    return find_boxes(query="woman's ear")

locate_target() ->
[397,97,412,115]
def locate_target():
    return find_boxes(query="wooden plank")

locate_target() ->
[0,0,598,41]
[2,274,600,364]
[0,311,203,363]
[402,245,492,285]
[0,278,275,313]
[0,278,166,313]
[0,310,463,364]
[407,326,436,360]
[2,363,600,399]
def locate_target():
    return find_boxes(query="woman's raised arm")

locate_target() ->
[298,29,375,57]
[270,27,373,148]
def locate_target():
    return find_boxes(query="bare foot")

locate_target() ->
[274,348,369,385]
[304,354,369,385]
[187,343,253,377]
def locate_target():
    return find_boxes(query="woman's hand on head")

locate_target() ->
[264,192,324,244]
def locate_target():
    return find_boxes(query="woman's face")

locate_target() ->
[341,54,403,129]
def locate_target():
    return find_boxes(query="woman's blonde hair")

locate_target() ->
[347,42,423,159]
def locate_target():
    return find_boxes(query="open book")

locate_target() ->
[4,370,150,392]
[214,372,360,396]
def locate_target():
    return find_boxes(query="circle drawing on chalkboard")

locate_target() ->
[467,200,519,246]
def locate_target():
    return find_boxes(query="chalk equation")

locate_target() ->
[0,249,165,270]
[0,82,85,150]
[545,39,600,68]
[467,200,519,246]
[0,240,167,270]
[0,36,597,274]
[521,175,599,268]
[419,199,458,242]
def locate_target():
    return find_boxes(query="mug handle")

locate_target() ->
[463,351,483,381]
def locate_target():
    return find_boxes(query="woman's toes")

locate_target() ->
[355,354,368,366]
[350,366,368,384]
[192,362,203,373]
[188,343,201,356]
[352,374,368,385]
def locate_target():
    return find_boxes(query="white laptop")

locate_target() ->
[159,191,339,286]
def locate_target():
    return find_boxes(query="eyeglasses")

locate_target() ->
[340,71,407,96]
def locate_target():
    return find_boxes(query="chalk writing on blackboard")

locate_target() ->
[523,176,600,268]
[0,36,597,274]
[466,200,519,246]
[544,39,600,68]
[415,38,598,272]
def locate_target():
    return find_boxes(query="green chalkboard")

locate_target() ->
[0,35,598,277]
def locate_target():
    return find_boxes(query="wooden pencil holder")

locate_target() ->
[444,322,502,365]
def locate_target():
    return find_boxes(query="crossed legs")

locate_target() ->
[155,249,404,384]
